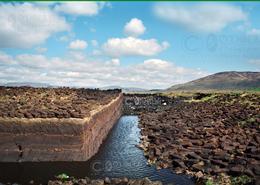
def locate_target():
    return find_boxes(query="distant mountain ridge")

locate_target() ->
[3,82,52,88]
[3,71,259,92]
[167,71,260,91]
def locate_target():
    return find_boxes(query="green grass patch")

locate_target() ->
[231,175,252,185]
[247,87,260,92]
[185,93,218,103]
[205,179,216,185]
[56,173,70,182]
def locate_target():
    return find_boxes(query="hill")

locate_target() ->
[167,71,260,91]
[3,82,52,88]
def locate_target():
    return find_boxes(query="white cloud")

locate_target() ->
[103,37,169,57]
[154,3,247,33]
[69,40,87,50]
[55,2,105,16]
[0,52,207,89]
[0,3,69,48]
[92,49,102,56]
[68,51,87,61]
[247,28,260,37]
[143,59,171,69]
[106,58,120,66]
[16,54,49,69]
[0,51,15,65]
[124,18,146,37]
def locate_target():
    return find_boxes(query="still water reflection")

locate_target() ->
[0,116,194,185]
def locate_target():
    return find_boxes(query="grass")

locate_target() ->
[204,175,252,185]
[205,179,216,185]
[247,87,260,92]
[185,93,218,103]
[161,91,260,107]
[56,173,70,182]
[163,89,260,96]
[231,175,252,185]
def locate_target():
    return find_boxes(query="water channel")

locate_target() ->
[0,116,194,185]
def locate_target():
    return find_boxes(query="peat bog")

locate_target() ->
[0,87,259,185]
[136,93,260,184]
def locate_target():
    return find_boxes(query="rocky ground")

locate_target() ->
[48,177,162,185]
[0,87,120,118]
[138,93,260,184]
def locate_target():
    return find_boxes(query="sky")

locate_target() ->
[0,2,260,89]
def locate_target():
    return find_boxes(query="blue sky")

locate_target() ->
[0,2,259,89]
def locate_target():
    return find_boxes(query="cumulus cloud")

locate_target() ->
[16,54,50,69]
[0,52,207,89]
[154,3,247,33]
[0,3,69,48]
[55,2,106,16]
[92,49,102,56]
[124,18,146,37]
[102,37,169,57]
[106,58,120,66]
[0,51,15,65]
[69,40,87,50]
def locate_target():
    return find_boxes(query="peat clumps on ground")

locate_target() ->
[48,177,162,185]
[138,93,260,184]
[0,87,121,118]
[123,94,181,114]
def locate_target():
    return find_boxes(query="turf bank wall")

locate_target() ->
[0,93,123,162]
